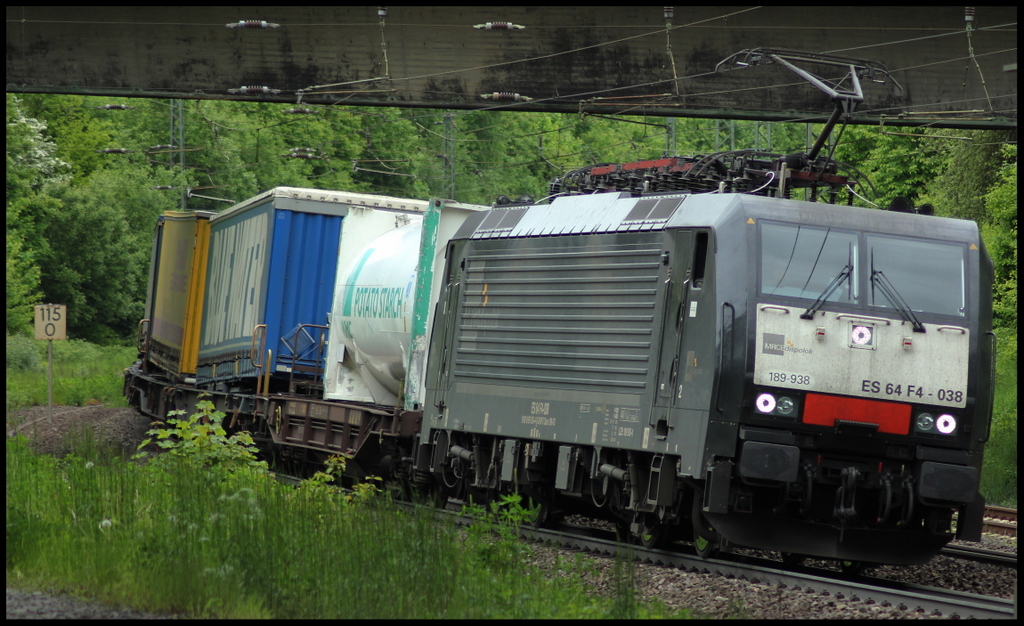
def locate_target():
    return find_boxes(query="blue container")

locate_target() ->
[196,187,345,383]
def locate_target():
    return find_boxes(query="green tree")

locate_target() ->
[18,93,117,183]
[350,108,434,199]
[6,229,41,334]
[923,130,1006,222]
[831,125,946,208]
[34,165,179,344]
[6,94,71,333]
[980,144,1017,329]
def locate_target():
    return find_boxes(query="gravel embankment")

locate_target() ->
[6,405,1017,619]
[7,404,150,458]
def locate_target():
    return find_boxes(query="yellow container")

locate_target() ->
[148,211,213,377]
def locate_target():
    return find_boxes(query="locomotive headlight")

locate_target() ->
[915,411,958,435]
[936,414,958,435]
[755,393,776,413]
[754,392,800,418]
[915,412,935,432]
[851,325,873,345]
[775,396,796,416]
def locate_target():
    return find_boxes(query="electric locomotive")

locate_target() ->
[413,50,994,565]
[415,179,993,565]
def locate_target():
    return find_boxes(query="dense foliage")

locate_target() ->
[6,93,1015,341]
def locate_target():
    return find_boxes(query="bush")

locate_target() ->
[6,332,39,370]
[135,395,268,477]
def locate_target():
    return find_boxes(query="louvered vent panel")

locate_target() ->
[453,235,661,392]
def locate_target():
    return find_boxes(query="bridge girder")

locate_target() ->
[5,6,1017,129]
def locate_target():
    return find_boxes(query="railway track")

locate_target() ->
[983,505,1018,538]
[418,496,1016,619]
[530,522,1015,619]
[284,477,1015,617]
[940,543,1017,569]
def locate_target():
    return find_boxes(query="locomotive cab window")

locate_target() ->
[760,222,859,303]
[867,234,966,317]
[691,231,709,289]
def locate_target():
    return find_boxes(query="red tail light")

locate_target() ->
[802,393,911,435]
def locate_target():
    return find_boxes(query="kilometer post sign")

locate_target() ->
[35,304,67,340]
[35,304,67,424]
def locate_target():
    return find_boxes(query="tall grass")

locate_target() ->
[6,414,684,619]
[980,329,1017,507]
[5,333,135,411]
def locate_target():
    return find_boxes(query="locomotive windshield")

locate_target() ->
[867,234,966,317]
[760,223,859,303]
[760,222,967,318]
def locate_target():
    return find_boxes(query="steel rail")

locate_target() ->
[940,543,1018,569]
[520,524,1014,619]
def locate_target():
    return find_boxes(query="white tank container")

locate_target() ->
[333,223,421,403]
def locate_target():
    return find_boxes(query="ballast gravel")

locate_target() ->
[6,405,1017,619]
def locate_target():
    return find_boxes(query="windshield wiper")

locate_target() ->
[871,268,926,332]
[800,262,853,320]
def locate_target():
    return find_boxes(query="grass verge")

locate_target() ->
[5,402,687,619]
[6,333,135,411]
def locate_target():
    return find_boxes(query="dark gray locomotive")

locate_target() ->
[416,175,994,565]
[413,49,995,565]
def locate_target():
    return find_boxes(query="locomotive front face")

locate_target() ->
[709,202,993,563]
[752,222,973,440]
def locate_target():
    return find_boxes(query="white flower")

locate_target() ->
[85,461,95,470]
[99,518,112,530]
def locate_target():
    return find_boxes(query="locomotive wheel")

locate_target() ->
[692,494,720,559]
[693,532,720,559]
[432,463,463,509]
[384,477,411,503]
[524,491,560,529]
[636,514,668,550]
[614,519,632,543]
[431,484,451,509]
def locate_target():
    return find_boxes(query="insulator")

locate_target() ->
[229,86,281,95]
[150,186,176,190]
[226,20,280,29]
[95,104,135,110]
[480,92,532,102]
[964,7,975,22]
[96,148,132,154]
[289,147,316,153]
[284,107,315,114]
[473,21,525,30]
[147,144,173,151]
[663,6,674,20]
[378,6,388,18]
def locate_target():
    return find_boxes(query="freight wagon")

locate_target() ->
[126,188,488,475]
